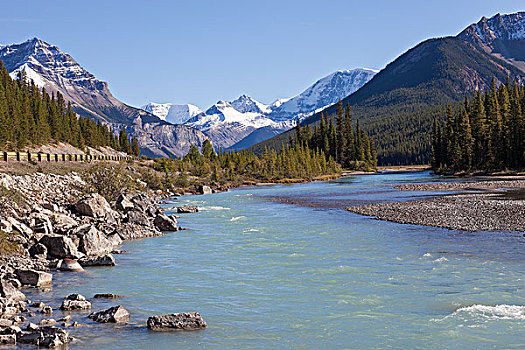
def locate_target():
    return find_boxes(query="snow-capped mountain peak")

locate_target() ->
[459,12,525,45]
[231,94,271,114]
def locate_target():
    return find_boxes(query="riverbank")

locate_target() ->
[347,178,525,231]
[0,167,188,347]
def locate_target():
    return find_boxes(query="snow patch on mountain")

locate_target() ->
[142,102,202,124]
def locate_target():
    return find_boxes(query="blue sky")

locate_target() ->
[1,1,523,109]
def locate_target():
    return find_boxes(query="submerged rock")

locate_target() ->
[176,206,198,213]
[146,312,207,331]
[88,305,129,323]
[93,293,121,299]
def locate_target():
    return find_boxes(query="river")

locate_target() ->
[24,171,525,349]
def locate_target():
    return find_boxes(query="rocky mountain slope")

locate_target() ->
[0,38,207,158]
[144,69,377,149]
[252,12,525,165]
[458,12,525,72]
[141,103,203,124]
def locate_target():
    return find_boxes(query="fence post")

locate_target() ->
[3,152,6,162]
[27,152,31,162]
[46,154,51,162]
[74,154,78,161]
[37,153,42,162]
[55,154,59,162]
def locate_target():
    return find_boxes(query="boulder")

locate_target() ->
[115,223,161,240]
[42,203,60,212]
[0,334,16,344]
[146,312,207,331]
[57,259,84,272]
[153,212,178,232]
[78,254,115,267]
[49,213,78,231]
[88,305,129,323]
[106,233,123,247]
[115,194,134,212]
[39,235,83,259]
[78,226,113,256]
[41,306,53,315]
[130,194,153,212]
[60,294,91,311]
[28,243,48,258]
[17,326,72,348]
[0,279,25,301]
[27,212,53,237]
[16,270,52,287]
[125,210,150,226]
[176,206,199,213]
[74,194,114,218]
[197,185,212,195]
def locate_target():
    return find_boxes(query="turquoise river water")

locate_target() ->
[24,172,525,349]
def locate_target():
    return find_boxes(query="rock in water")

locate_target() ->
[176,206,199,213]
[78,254,115,267]
[60,294,91,311]
[39,235,83,259]
[15,270,52,287]
[146,312,207,331]
[153,212,178,231]
[93,293,121,299]
[57,259,84,272]
[88,305,130,323]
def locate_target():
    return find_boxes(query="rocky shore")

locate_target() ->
[0,171,205,347]
[347,179,525,232]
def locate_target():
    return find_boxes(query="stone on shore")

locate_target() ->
[116,194,134,212]
[17,325,72,348]
[88,305,129,323]
[74,194,114,218]
[28,243,48,259]
[197,185,212,195]
[146,312,207,331]
[153,212,178,232]
[0,334,16,344]
[78,254,115,267]
[39,235,83,259]
[78,226,113,256]
[176,206,198,213]
[0,279,25,301]
[60,294,91,311]
[57,259,84,272]
[16,270,52,287]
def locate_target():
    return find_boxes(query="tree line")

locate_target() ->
[293,100,377,170]
[0,61,140,155]
[432,78,525,172]
[148,139,341,190]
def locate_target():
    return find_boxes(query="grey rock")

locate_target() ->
[78,226,113,256]
[0,334,16,344]
[125,210,150,226]
[146,312,207,331]
[0,279,25,301]
[16,270,52,287]
[57,259,84,272]
[60,294,91,311]
[153,212,178,232]
[41,306,53,315]
[106,233,123,247]
[39,235,83,259]
[176,205,199,213]
[39,319,56,325]
[74,194,114,218]
[198,185,212,195]
[78,254,115,267]
[93,293,121,299]
[6,217,32,237]
[116,194,134,212]
[88,305,130,323]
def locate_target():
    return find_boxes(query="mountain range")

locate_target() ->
[252,12,525,165]
[142,68,377,149]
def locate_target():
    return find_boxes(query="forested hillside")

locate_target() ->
[252,37,524,165]
[432,79,525,172]
[0,62,138,155]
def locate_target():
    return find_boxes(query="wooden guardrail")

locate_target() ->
[1,151,133,162]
